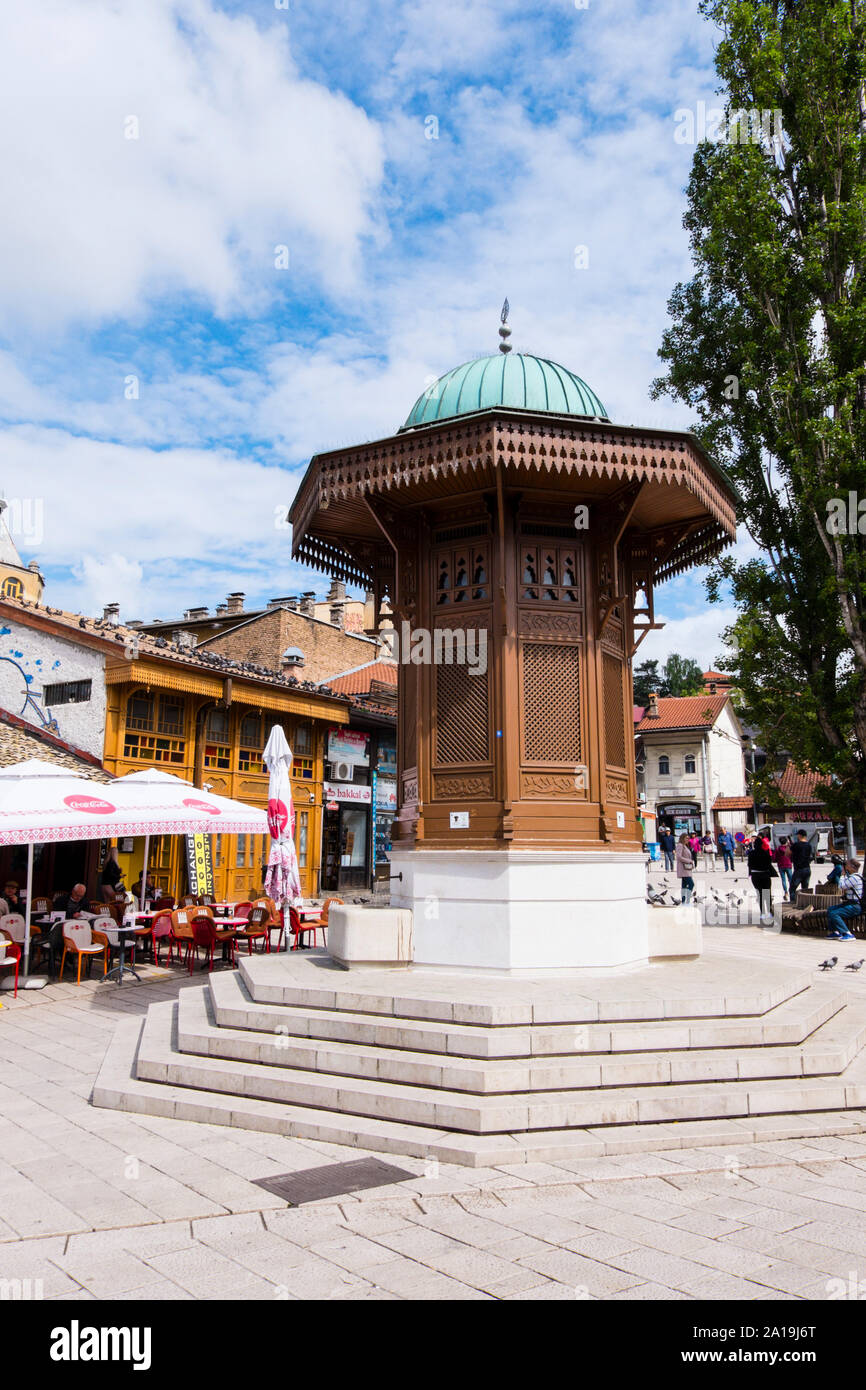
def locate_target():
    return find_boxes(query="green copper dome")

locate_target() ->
[401,352,608,431]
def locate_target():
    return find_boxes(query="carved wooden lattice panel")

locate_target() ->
[522,642,581,762]
[435,663,489,765]
[602,650,626,768]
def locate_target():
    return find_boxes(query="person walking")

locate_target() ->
[702,832,717,873]
[826,859,864,940]
[775,836,793,898]
[747,837,776,925]
[676,833,696,904]
[788,829,814,902]
[718,829,736,872]
[658,826,675,872]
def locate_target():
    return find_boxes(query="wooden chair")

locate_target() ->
[253,897,282,950]
[31,897,51,915]
[60,922,107,984]
[154,895,175,911]
[180,895,198,908]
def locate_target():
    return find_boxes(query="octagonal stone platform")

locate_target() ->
[92,951,866,1167]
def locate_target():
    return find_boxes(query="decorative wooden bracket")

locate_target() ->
[630,622,665,657]
[598,594,627,638]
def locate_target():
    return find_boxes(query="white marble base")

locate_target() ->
[389,848,664,972]
[327,905,414,968]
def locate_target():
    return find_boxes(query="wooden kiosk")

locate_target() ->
[290,313,737,970]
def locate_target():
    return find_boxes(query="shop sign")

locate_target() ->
[323,781,372,804]
[327,729,370,766]
[375,777,397,810]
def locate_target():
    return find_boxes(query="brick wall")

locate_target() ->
[200,609,380,685]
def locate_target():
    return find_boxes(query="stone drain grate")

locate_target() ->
[253,1158,417,1206]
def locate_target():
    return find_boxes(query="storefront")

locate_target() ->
[656,801,704,837]
[372,743,397,888]
[321,781,372,891]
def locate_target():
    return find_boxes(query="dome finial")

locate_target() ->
[498,298,512,354]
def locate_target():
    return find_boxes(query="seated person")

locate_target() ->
[131,872,156,903]
[4,880,25,913]
[55,883,92,918]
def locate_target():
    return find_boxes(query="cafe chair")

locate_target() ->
[168,909,194,968]
[150,911,173,966]
[60,922,107,985]
[91,923,122,974]
[154,895,175,911]
[288,905,331,951]
[31,897,51,915]
[234,901,253,920]
[190,916,237,973]
[0,934,20,997]
[180,894,199,908]
[236,906,269,954]
[301,897,342,949]
[0,913,26,944]
[253,897,282,949]
[200,894,217,906]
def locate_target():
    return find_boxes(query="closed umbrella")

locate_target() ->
[263,725,302,945]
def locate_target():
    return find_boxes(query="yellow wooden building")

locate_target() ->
[101,635,349,902]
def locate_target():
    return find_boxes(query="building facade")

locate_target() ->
[636,692,747,837]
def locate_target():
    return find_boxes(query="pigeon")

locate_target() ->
[818,957,838,970]
[845,959,865,971]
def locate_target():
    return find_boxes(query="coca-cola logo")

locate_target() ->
[182,798,221,816]
[63,795,116,815]
[267,798,288,838]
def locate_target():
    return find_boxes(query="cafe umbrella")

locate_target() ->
[262,724,302,946]
[0,760,268,981]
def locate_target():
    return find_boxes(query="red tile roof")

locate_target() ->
[776,763,830,805]
[713,794,753,810]
[324,661,398,696]
[635,694,729,732]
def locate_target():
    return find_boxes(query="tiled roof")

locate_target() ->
[713,794,753,810]
[325,661,398,696]
[635,694,729,732]
[775,763,830,805]
[0,596,349,704]
[0,711,110,780]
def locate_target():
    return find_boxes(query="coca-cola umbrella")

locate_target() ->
[262,725,302,943]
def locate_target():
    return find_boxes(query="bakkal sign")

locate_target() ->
[323,781,372,804]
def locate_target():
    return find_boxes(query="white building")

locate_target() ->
[635,692,748,837]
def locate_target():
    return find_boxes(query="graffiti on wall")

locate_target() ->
[0,625,61,734]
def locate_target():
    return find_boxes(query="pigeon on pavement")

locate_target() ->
[845,959,865,971]
[818,957,839,970]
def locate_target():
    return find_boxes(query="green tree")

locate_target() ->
[662,654,706,697]
[633,659,664,704]
[652,0,866,820]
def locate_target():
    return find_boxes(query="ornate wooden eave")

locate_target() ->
[289,410,737,587]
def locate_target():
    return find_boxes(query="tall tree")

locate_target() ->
[652,0,866,820]
[663,654,706,698]
[633,658,664,704]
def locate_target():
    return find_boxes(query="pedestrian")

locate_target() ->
[718,829,736,872]
[658,825,675,872]
[788,829,814,902]
[688,831,701,860]
[100,846,122,902]
[676,833,696,904]
[775,836,793,898]
[702,832,717,873]
[747,837,777,925]
[826,859,864,941]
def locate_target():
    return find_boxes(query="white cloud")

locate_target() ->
[0,0,385,330]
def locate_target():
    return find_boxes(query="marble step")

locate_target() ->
[239,953,813,1025]
[209,967,846,1059]
[91,1012,866,1167]
[183,984,864,1092]
[137,996,866,1134]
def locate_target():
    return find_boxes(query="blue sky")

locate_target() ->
[0,0,744,666]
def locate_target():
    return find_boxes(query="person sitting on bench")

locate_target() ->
[827,859,864,941]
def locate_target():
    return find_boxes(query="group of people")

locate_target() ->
[658,827,737,875]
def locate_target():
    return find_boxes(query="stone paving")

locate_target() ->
[3,908,866,1301]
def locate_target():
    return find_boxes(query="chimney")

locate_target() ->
[330,602,345,629]
[300,591,316,617]
[285,595,300,611]
[647,691,660,719]
[172,629,196,649]
[327,579,346,602]
[226,592,245,615]
[267,596,295,610]
[103,602,120,623]
[216,603,227,615]
[184,606,208,621]
[280,647,305,671]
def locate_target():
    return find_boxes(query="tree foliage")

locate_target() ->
[653,0,866,820]
[633,654,706,703]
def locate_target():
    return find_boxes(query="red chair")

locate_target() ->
[190,916,236,973]
[168,909,194,968]
[0,935,20,997]
[234,901,253,920]
[296,897,342,949]
[150,911,173,966]
[288,906,330,951]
